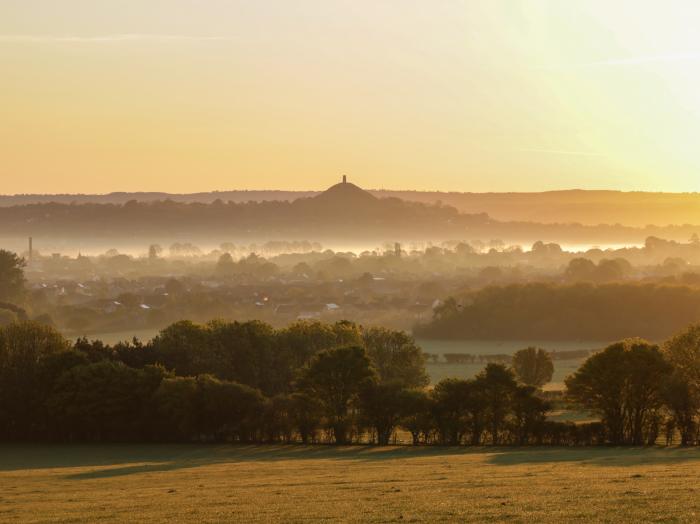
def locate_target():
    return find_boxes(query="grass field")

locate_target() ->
[419,339,602,389]
[2,445,700,522]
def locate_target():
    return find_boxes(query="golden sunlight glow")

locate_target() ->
[2,0,700,193]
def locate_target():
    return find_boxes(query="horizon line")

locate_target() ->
[2,187,700,198]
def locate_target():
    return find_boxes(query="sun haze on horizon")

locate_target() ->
[2,0,700,194]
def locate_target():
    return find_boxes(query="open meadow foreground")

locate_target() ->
[1,445,700,523]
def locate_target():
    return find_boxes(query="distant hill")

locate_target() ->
[2,181,700,251]
[0,181,471,246]
[312,180,378,207]
[0,190,317,206]
[3,186,700,227]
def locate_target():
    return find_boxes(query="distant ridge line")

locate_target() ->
[3,187,700,227]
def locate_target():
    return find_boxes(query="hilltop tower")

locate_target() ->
[312,177,378,209]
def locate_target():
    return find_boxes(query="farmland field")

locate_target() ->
[2,444,700,523]
[418,339,605,389]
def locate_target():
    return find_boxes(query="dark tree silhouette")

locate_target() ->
[0,250,25,303]
[360,382,416,445]
[362,327,428,388]
[301,346,376,444]
[512,347,554,388]
[566,339,671,445]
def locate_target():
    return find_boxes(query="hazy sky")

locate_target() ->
[3,0,700,194]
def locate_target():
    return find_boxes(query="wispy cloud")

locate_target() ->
[538,52,700,71]
[0,34,232,43]
[577,52,700,67]
[517,148,604,157]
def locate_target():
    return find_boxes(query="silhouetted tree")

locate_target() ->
[215,252,235,276]
[662,372,699,446]
[431,378,470,445]
[0,250,25,303]
[196,374,265,442]
[48,362,165,441]
[276,320,346,370]
[150,320,210,377]
[148,244,163,260]
[512,347,554,388]
[479,364,518,445]
[565,258,596,281]
[150,375,200,441]
[664,324,700,390]
[207,320,279,394]
[510,385,550,445]
[289,392,324,444]
[301,346,376,444]
[661,325,700,445]
[0,321,69,439]
[462,378,489,446]
[399,389,433,445]
[362,327,428,388]
[360,382,415,445]
[262,395,296,443]
[566,339,671,445]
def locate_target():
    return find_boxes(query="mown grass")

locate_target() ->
[2,444,700,522]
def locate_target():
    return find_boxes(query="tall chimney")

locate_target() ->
[342,175,347,184]
[28,237,33,262]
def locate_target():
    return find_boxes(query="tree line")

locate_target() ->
[2,319,700,446]
[417,282,700,341]
[0,194,467,239]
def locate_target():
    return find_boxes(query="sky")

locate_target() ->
[2,0,700,194]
